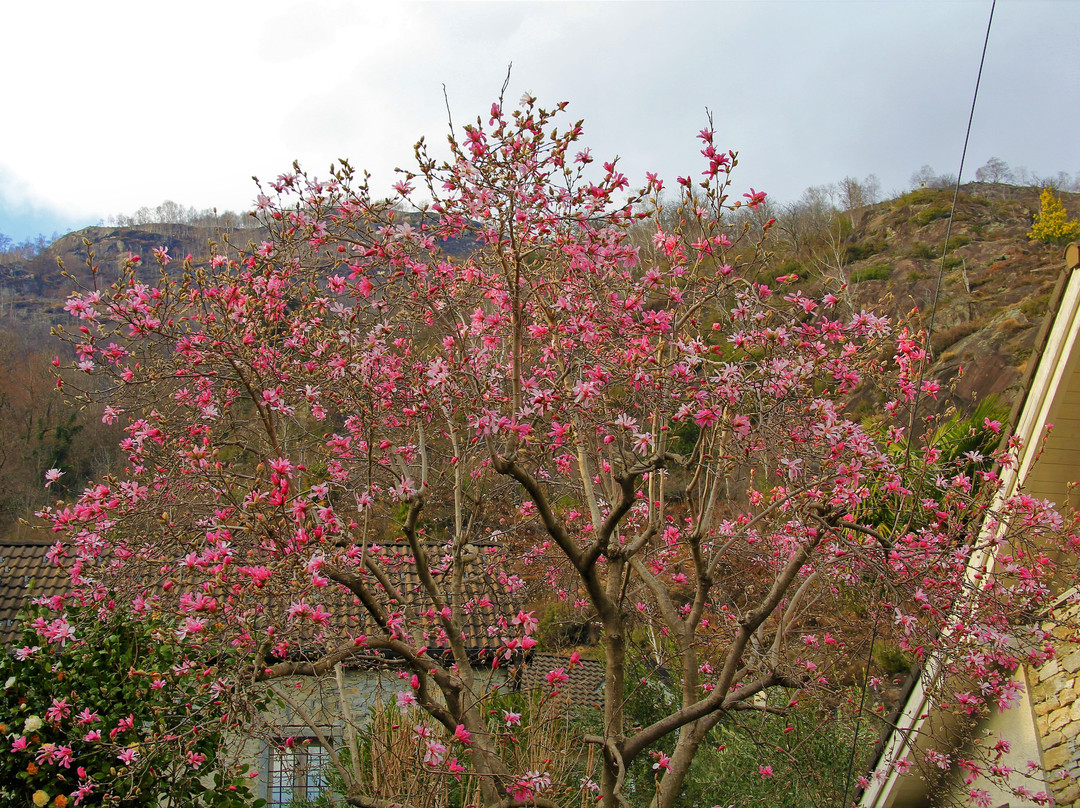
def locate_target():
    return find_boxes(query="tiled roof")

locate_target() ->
[516,652,606,705]
[0,540,68,645]
[282,555,512,660]
[0,537,510,663]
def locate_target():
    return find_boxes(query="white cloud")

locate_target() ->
[1,0,1078,242]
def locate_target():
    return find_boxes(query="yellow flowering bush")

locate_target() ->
[1029,187,1080,244]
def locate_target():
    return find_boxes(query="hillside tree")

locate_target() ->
[974,156,1013,185]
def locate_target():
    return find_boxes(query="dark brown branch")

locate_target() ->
[837,518,893,550]
[491,455,583,569]
[729,702,791,716]
[624,529,823,761]
[324,565,390,631]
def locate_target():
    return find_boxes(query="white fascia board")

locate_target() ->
[859,268,1080,808]
[1011,270,1080,492]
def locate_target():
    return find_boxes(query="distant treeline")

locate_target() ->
[100,198,259,230]
[4,159,1078,264]
[0,199,259,264]
[914,157,1080,194]
[0,231,59,262]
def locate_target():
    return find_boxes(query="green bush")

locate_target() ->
[1020,293,1051,318]
[617,653,871,808]
[0,602,260,808]
[913,205,951,227]
[893,188,941,208]
[761,260,805,285]
[671,419,701,449]
[906,242,938,260]
[874,645,913,676]
[850,264,891,283]
[843,241,885,264]
[671,698,867,808]
[942,255,964,271]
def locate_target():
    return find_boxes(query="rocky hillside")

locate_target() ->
[825,182,1079,413]
[0,181,1076,539]
[0,222,256,326]
[1,182,1076,410]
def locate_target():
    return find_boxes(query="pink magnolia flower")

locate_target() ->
[731,414,751,437]
[423,740,447,766]
[512,610,539,634]
[44,468,65,488]
[743,188,767,208]
[56,745,74,768]
[545,668,569,687]
[508,771,552,802]
[269,457,294,477]
[73,780,95,806]
[76,708,99,725]
[46,696,71,723]
[42,616,76,647]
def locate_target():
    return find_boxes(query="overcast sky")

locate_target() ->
[1,0,1076,243]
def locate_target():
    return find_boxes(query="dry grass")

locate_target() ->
[345,693,599,807]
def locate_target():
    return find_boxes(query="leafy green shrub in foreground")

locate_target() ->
[0,601,261,808]
[678,706,865,808]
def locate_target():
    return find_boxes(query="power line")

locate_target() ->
[846,3,997,805]
[904,0,997,469]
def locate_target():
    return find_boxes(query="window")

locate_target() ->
[268,739,331,807]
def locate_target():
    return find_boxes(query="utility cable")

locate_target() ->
[846,3,997,805]
[903,0,996,471]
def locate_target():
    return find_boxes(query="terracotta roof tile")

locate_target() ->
[0,538,510,663]
[0,540,68,644]
[516,652,605,705]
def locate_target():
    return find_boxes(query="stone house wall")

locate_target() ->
[1031,597,1080,807]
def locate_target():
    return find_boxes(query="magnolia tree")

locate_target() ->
[37,94,1079,808]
